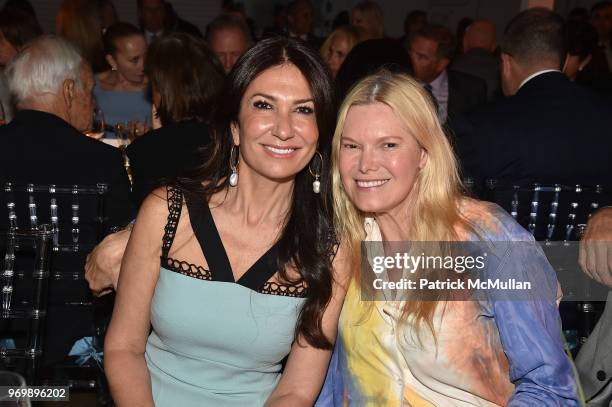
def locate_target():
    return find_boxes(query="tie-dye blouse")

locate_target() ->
[317,200,579,406]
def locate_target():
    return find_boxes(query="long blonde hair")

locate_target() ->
[331,71,470,335]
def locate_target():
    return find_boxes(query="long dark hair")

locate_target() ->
[145,33,225,125]
[177,36,337,349]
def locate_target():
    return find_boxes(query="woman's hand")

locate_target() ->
[85,227,132,296]
[579,207,612,288]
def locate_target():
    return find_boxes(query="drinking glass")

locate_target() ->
[86,108,105,139]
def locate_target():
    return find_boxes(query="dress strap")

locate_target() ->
[185,196,235,283]
[161,186,183,259]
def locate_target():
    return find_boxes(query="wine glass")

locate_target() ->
[86,108,105,139]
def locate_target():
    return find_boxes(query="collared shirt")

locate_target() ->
[288,31,308,42]
[428,69,449,123]
[145,30,163,44]
[518,69,561,90]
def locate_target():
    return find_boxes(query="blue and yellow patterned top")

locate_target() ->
[317,199,579,406]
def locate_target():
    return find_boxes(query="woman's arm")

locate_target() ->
[265,243,351,407]
[492,244,580,406]
[85,227,132,296]
[104,190,169,407]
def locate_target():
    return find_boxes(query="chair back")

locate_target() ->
[2,183,109,253]
[1,227,53,385]
[481,181,607,241]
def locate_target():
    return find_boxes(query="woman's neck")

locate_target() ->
[215,168,295,229]
[98,70,146,91]
[373,197,415,241]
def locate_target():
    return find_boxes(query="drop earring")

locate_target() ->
[229,145,239,187]
[308,151,323,194]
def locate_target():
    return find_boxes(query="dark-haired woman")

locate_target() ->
[94,22,150,138]
[103,37,349,406]
[126,33,224,207]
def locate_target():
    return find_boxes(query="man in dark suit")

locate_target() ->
[451,19,500,101]
[285,0,322,50]
[408,24,487,128]
[138,0,202,44]
[0,35,133,365]
[456,8,612,188]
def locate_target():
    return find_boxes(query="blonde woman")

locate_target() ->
[320,26,359,79]
[316,71,579,406]
[350,0,384,42]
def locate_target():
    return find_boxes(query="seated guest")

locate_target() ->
[0,6,42,122]
[164,2,202,39]
[451,20,500,101]
[126,33,224,207]
[564,19,612,99]
[409,24,487,127]
[350,0,384,42]
[576,207,612,405]
[400,9,427,46]
[0,35,133,364]
[590,1,612,72]
[95,22,150,139]
[206,13,252,74]
[456,8,612,188]
[317,70,578,406]
[98,0,118,31]
[285,0,322,49]
[137,0,204,44]
[56,0,107,73]
[320,25,359,79]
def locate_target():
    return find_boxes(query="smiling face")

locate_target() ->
[339,102,427,215]
[231,63,318,183]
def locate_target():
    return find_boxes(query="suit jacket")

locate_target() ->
[446,70,487,127]
[576,291,612,406]
[451,48,500,101]
[126,119,211,207]
[0,109,134,364]
[456,71,612,189]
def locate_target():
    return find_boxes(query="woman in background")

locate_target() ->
[320,26,359,79]
[56,0,107,72]
[317,71,578,406]
[126,33,225,207]
[95,22,150,139]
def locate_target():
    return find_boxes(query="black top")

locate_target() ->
[126,119,211,207]
[160,187,306,297]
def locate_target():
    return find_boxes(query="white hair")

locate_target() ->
[6,35,84,106]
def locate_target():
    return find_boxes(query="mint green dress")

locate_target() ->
[144,187,306,406]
